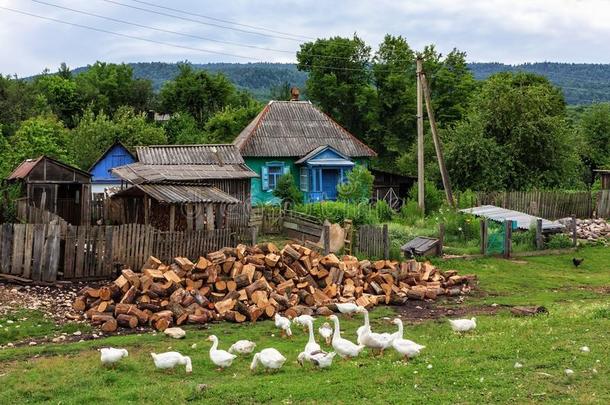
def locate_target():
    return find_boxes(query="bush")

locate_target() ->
[512,227,536,249]
[375,200,394,222]
[293,201,378,226]
[456,189,478,209]
[337,165,374,203]
[272,173,302,206]
[408,180,445,214]
[398,200,423,225]
[437,208,479,242]
[545,233,573,249]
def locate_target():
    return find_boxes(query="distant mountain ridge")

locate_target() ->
[69,61,610,105]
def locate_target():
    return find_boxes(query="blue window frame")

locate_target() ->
[262,162,289,191]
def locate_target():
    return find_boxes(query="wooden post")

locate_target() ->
[250,226,258,246]
[323,224,330,255]
[480,219,488,255]
[420,70,455,207]
[382,223,389,260]
[503,220,512,259]
[416,57,425,212]
[169,205,176,232]
[536,219,543,250]
[205,204,215,231]
[143,195,150,226]
[438,223,445,257]
[571,214,577,247]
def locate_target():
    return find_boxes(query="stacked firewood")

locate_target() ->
[72,243,475,332]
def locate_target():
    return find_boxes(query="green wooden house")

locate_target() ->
[233,100,377,205]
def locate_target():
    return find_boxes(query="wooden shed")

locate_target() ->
[6,156,91,225]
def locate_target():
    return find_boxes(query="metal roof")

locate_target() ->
[136,144,245,165]
[233,101,377,158]
[460,205,565,232]
[112,163,257,184]
[7,156,91,181]
[113,184,239,204]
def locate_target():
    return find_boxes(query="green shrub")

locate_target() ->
[435,208,479,242]
[512,226,536,249]
[293,201,377,226]
[408,180,444,214]
[272,173,302,205]
[545,233,573,249]
[456,189,478,209]
[337,165,374,203]
[375,200,394,222]
[398,200,423,225]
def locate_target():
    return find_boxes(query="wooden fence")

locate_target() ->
[356,224,389,259]
[281,210,324,242]
[0,223,255,281]
[475,190,593,219]
[0,223,61,282]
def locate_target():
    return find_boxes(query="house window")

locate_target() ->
[300,167,309,191]
[262,162,288,191]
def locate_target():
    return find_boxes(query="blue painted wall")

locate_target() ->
[90,143,136,184]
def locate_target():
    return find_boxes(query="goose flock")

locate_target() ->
[99,308,477,373]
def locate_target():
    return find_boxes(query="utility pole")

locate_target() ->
[420,68,455,207]
[416,57,425,212]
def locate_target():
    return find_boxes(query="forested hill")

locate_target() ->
[71,61,610,105]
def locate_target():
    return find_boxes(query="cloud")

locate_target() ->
[1,0,610,76]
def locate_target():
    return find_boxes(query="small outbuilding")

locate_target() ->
[6,156,91,225]
[89,141,137,195]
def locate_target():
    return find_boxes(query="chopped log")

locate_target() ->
[264,304,276,318]
[206,265,219,284]
[72,296,87,311]
[215,280,227,292]
[244,278,269,299]
[265,253,281,267]
[114,274,129,290]
[270,292,290,310]
[91,313,115,325]
[116,313,138,328]
[188,313,209,324]
[214,298,236,315]
[224,310,246,323]
[174,257,194,271]
[163,270,182,284]
[143,256,162,271]
[207,251,226,264]
[276,279,295,294]
[154,317,170,331]
[297,289,315,306]
[121,269,140,289]
[101,318,118,333]
[115,303,148,324]
[120,286,138,304]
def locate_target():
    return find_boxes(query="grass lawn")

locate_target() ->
[0,247,609,404]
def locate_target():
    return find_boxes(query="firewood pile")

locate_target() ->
[72,243,476,332]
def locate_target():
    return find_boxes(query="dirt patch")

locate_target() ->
[553,285,610,294]
[0,282,86,323]
[394,298,503,323]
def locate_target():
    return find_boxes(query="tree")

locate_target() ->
[0,75,41,137]
[33,74,81,127]
[337,165,374,203]
[75,62,153,115]
[444,72,582,190]
[297,35,376,142]
[159,63,236,125]
[70,107,167,169]
[577,103,610,182]
[164,112,206,144]
[270,81,292,101]
[10,115,73,166]
[203,103,261,144]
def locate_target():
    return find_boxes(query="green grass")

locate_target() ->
[0,247,609,404]
[0,310,91,346]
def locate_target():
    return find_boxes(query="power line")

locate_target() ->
[0,5,411,74]
[99,0,305,43]
[128,0,314,41]
[32,0,296,55]
[31,0,399,63]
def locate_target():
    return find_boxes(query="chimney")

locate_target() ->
[290,87,300,101]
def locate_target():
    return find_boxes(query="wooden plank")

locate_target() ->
[11,224,25,275]
[95,226,105,278]
[63,225,76,279]
[104,226,114,277]
[21,224,34,279]
[75,226,86,278]
[31,224,45,281]
[44,225,60,282]
[1,224,13,274]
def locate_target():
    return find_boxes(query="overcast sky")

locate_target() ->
[1,0,609,77]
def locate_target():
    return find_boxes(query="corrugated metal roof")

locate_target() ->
[136,144,245,165]
[114,184,239,204]
[112,162,257,184]
[7,157,43,180]
[460,205,565,232]
[233,101,377,158]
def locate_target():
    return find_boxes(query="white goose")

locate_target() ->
[297,350,337,369]
[335,302,359,318]
[293,314,316,331]
[99,347,128,366]
[150,352,192,373]
[228,340,257,355]
[449,317,477,333]
[318,322,333,345]
[328,314,365,358]
[304,319,321,354]
[390,318,425,360]
[208,335,237,369]
[274,313,292,337]
[250,348,286,372]
[356,307,394,353]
